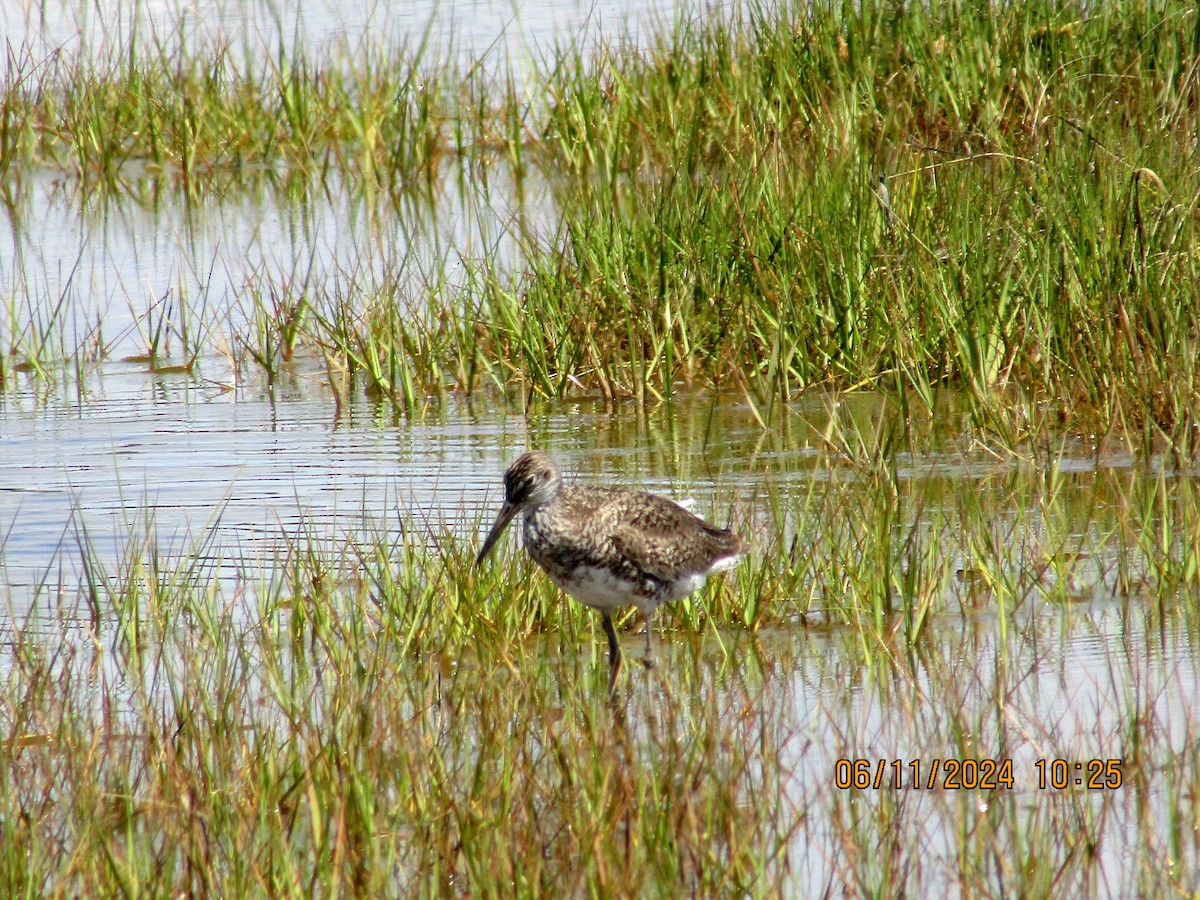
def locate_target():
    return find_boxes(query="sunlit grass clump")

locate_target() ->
[502,0,1200,445]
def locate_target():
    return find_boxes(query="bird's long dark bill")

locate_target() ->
[476,501,518,566]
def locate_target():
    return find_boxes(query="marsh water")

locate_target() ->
[3,1,1199,895]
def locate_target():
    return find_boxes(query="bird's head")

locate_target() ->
[476,451,563,565]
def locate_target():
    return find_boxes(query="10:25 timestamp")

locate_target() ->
[1034,758,1123,790]
[834,758,1123,790]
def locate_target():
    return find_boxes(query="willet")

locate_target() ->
[476,451,748,693]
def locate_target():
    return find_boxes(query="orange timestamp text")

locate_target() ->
[834,758,1124,791]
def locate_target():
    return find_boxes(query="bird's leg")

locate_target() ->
[641,609,655,670]
[602,612,622,695]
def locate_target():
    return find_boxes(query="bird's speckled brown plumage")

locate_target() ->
[476,451,748,692]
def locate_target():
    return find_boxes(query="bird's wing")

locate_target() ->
[607,491,736,582]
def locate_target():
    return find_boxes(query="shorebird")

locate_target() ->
[475,451,748,693]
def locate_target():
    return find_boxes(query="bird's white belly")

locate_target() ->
[663,572,706,600]
[550,566,710,612]
[551,566,642,612]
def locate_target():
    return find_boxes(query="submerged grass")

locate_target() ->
[0,25,457,201]
[2,431,1199,894]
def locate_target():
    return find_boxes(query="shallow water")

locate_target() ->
[2,0,727,69]
[2,1,1199,895]
[2,294,1194,897]
[0,166,536,380]
[3,379,1196,897]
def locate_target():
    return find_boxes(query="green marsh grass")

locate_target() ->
[4,422,1200,894]
[4,2,1200,893]
[3,1,1199,449]
[35,30,458,200]
[514,0,1200,441]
